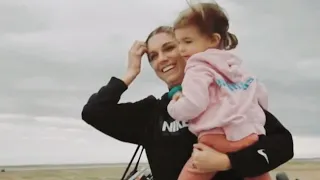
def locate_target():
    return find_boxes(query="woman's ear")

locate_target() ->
[210,33,221,48]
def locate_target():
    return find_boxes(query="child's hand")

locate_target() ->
[172,91,183,101]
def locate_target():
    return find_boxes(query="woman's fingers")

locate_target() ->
[193,143,212,151]
[137,45,147,56]
[187,159,212,174]
[127,40,146,76]
[187,166,206,173]
[130,41,146,55]
[191,148,200,159]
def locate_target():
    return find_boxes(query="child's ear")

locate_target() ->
[210,33,221,48]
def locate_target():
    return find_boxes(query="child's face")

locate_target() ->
[175,25,217,61]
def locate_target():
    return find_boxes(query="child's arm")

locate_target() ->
[256,80,268,110]
[167,60,214,121]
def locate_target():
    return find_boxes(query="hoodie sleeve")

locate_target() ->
[227,109,294,177]
[256,80,268,110]
[167,57,214,121]
[81,77,157,145]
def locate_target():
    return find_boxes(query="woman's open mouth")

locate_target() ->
[162,64,175,73]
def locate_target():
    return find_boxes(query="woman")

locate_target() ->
[81,26,294,180]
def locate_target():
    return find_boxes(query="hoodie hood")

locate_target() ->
[190,49,243,83]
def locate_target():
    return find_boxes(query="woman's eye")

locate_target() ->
[165,46,174,51]
[149,54,157,61]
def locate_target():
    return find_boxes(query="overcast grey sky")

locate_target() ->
[0,0,319,165]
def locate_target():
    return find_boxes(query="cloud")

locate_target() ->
[0,113,29,119]
[0,1,51,34]
[34,116,87,127]
[0,114,319,165]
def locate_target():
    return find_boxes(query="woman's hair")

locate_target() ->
[145,26,174,61]
[173,1,238,50]
[145,26,174,45]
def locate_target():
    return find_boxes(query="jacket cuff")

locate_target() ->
[97,76,128,98]
[109,77,128,92]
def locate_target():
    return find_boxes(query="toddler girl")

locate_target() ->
[167,2,271,180]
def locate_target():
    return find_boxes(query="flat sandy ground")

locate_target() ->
[0,160,319,180]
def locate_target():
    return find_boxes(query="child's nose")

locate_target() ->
[178,45,186,53]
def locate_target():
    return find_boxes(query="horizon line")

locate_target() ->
[1,157,320,168]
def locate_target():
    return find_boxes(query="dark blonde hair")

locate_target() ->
[173,2,238,50]
[145,26,174,45]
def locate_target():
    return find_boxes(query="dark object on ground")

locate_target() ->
[1,169,5,172]
[276,172,290,180]
[122,145,148,180]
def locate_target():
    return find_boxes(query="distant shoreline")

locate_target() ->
[2,161,319,180]
[1,158,319,171]
[1,157,319,166]
[0,163,150,172]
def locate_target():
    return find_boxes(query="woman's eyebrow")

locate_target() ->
[162,41,174,47]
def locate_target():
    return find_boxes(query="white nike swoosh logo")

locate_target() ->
[257,149,269,164]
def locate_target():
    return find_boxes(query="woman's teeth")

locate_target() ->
[162,65,174,72]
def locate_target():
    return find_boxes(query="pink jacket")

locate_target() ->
[167,49,268,141]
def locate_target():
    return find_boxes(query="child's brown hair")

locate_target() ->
[173,1,238,50]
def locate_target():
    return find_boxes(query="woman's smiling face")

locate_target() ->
[147,32,186,88]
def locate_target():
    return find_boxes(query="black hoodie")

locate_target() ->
[81,77,294,180]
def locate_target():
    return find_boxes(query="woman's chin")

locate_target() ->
[165,75,183,88]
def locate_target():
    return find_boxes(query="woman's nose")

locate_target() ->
[158,52,169,63]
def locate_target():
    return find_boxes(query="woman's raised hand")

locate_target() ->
[127,41,147,76]
[123,41,147,86]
